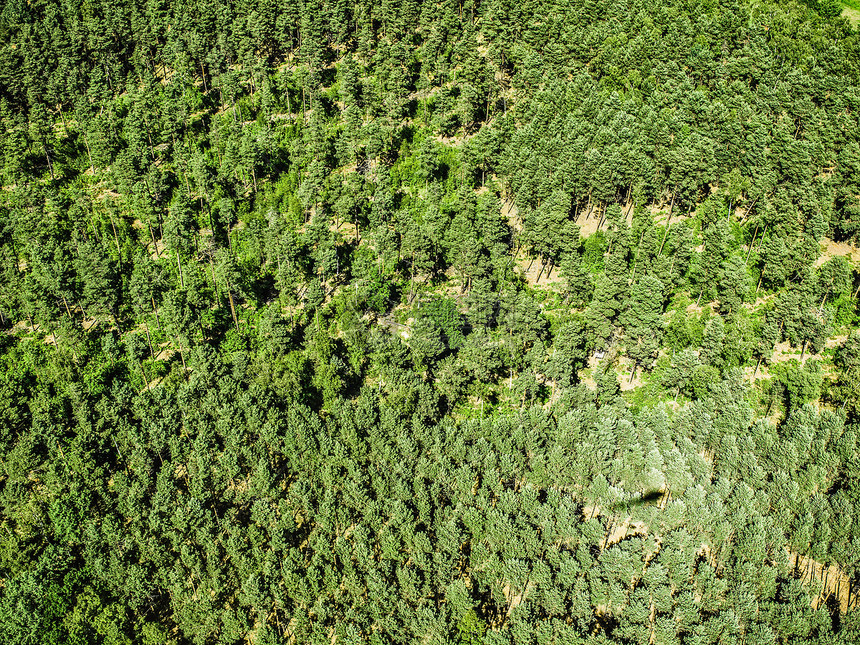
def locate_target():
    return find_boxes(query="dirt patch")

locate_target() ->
[503,580,535,617]
[155,347,175,361]
[826,334,848,349]
[433,132,475,147]
[147,238,166,259]
[514,252,564,289]
[685,300,719,316]
[767,340,839,367]
[502,197,520,232]
[743,364,772,384]
[573,204,604,237]
[743,293,776,311]
[602,516,648,549]
[814,237,860,268]
[143,376,163,391]
[843,5,860,26]
[789,549,858,612]
[330,220,358,241]
[651,208,690,228]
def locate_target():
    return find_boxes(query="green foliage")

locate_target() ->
[1,0,860,643]
[773,360,825,411]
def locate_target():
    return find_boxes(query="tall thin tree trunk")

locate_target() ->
[745,223,759,265]
[43,145,55,180]
[757,225,767,252]
[176,253,185,289]
[108,212,122,266]
[535,258,546,283]
[209,257,220,306]
[225,279,239,332]
[145,326,155,358]
[596,203,607,231]
[149,223,160,257]
[657,189,677,255]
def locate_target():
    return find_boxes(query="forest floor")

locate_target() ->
[842,3,860,26]
[616,355,647,391]
[515,252,565,289]
[814,236,860,267]
[788,549,858,613]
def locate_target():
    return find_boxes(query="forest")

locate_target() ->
[1,0,860,643]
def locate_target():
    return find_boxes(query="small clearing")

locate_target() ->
[789,549,858,613]
[814,237,860,268]
[575,205,605,237]
[685,300,719,316]
[514,252,564,289]
[501,196,520,232]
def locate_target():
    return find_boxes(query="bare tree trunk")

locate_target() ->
[43,145,55,180]
[657,188,677,255]
[596,203,607,231]
[745,223,759,265]
[82,133,95,174]
[149,223,160,257]
[139,361,149,389]
[209,257,220,306]
[145,326,155,358]
[176,253,185,289]
[108,212,122,265]
[757,225,767,252]
[535,258,546,283]
[225,279,239,333]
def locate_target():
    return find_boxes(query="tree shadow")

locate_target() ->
[608,489,663,513]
